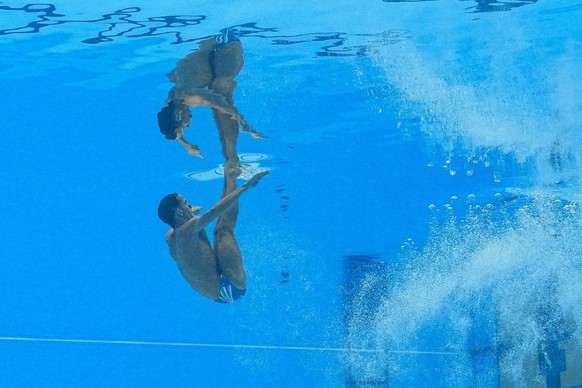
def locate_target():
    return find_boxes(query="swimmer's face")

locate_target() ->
[174,195,202,223]
[158,101,192,140]
[173,104,192,131]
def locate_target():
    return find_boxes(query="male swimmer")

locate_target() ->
[158,169,269,303]
[157,30,265,159]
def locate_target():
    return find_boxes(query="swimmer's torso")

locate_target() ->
[167,228,220,299]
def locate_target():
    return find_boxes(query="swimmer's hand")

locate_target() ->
[246,170,269,188]
[177,137,203,158]
[184,144,203,158]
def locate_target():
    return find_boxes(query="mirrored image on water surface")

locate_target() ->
[0,1,581,387]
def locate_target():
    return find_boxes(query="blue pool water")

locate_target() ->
[0,1,581,387]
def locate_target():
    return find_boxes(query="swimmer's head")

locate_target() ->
[157,100,192,140]
[158,193,201,228]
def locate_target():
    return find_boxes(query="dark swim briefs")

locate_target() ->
[215,274,246,303]
[214,29,239,49]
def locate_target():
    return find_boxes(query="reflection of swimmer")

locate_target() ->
[185,153,271,181]
[158,169,269,303]
[157,30,266,159]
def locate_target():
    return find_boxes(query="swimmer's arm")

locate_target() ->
[195,171,269,230]
[194,186,249,231]
[176,216,201,235]
[182,91,267,140]
[182,91,239,119]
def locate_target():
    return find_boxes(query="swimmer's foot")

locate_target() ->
[184,160,270,182]
[241,124,267,140]
[224,160,243,179]
[246,170,269,188]
[250,131,267,140]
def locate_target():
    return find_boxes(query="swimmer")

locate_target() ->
[157,30,265,160]
[158,169,269,303]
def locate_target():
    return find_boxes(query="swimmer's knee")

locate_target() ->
[211,78,237,95]
[214,220,236,237]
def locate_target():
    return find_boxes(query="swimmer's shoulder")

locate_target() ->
[164,228,175,244]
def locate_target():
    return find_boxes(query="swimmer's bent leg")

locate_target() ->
[214,165,246,291]
[214,205,246,291]
[212,41,244,82]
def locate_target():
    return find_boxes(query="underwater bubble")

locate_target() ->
[466,170,474,176]
[349,197,582,385]
[449,169,457,176]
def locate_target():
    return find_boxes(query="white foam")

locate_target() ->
[364,9,582,188]
[346,196,582,385]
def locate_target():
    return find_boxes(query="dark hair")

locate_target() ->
[158,193,180,227]
[157,101,182,140]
